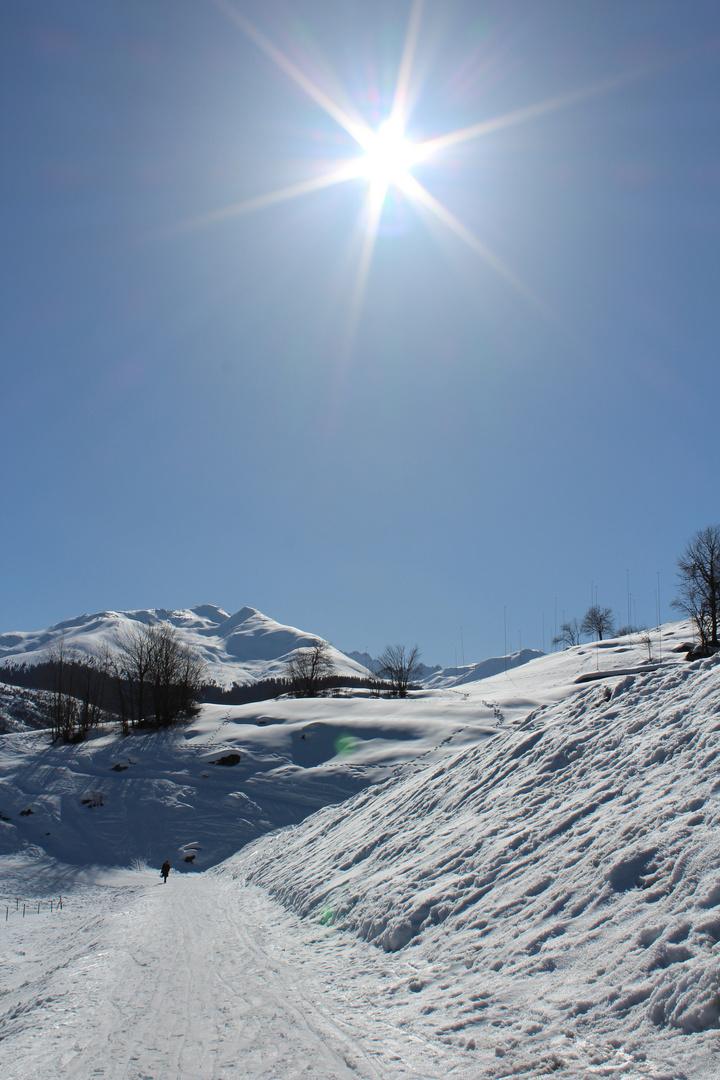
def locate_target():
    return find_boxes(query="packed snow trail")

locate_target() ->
[2,871,458,1080]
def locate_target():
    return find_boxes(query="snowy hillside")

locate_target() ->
[0,622,691,872]
[2,620,719,1078]
[0,604,370,686]
[219,630,720,1077]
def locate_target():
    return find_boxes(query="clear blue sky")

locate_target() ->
[3,0,720,666]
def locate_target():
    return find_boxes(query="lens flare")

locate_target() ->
[334,734,358,757]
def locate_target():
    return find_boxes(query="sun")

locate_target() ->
[359,119,417,192]
[189,0,628,323]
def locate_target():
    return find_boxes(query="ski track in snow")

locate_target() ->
[1,874,463,1080]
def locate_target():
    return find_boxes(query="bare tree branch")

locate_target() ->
[580,606,615,642]
[377,643,422,697]
[286,640,336,697]
[672,525,720,649]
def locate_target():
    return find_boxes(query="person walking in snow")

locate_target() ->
[161,859,171,884]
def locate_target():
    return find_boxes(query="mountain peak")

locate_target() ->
[190,605,231,624]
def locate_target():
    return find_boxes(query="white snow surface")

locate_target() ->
[2,621,719,1078]
[0,604,370,686]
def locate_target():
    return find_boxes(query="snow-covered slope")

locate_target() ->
[0,604,370,686]
[219,640,720,1076]
[0,622,692,871]
[2,620,717,1078]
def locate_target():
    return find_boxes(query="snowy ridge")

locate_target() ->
[423,647,545,688]
[0,604,370,686]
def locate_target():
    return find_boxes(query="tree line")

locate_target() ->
[283,640,422,698]
[0,623,203,741]
[0,630,426,742]
[202,673,382,705]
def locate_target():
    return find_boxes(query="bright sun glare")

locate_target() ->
[191,0,641,339]
[360,119,416,190]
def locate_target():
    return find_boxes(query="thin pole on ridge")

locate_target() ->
[657,571,662,661]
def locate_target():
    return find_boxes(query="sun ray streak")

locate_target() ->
[399,173,550,316]
[343,186,387,355]
[414,63,675,161]
[154,163,364,239]
[391,0,425,128]
[208,0,375,150]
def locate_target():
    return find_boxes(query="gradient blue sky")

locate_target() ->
[3,0,720,666]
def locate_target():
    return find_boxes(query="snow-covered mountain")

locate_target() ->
[0,605,370,686]
[422,646,545,687]
[343,647,545,687]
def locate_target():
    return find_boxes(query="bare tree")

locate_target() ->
[42,638,109,741]
[580,606,615,642]
[377,643,422,697]
[552,618,581,649]
[76,649,110,734]
[116,624,155,728]
[148,624,204,726]
[672,525,720,649]
[44,637,80,741]
[286,640,336,697]
[116,623,203,727]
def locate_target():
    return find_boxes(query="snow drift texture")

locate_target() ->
[222,649,720,1075]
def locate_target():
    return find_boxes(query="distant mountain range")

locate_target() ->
[422,648,545,688]
[0,606,545,691]
[0,605,371,687]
